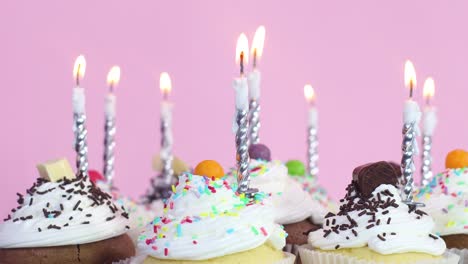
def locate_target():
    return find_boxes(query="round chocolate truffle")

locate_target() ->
[248,144,271,161]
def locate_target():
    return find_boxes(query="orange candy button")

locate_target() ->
[445,149,468,169]
[194,160,225,179]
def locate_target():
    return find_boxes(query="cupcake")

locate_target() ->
[89,170,157,244]
[229,144,318,256]
[415,149,468,262]
[137,160,294,263]
[285,159,337,224]
[0,158,135,264]
[142,154,190,208]
[299,161,459,264]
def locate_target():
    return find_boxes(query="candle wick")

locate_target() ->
[409,82,414,98]
[426,97,430,106]
[109,83,114,93]
[76,64,81,86]
[253,49,257,69]
[240,52,244,76]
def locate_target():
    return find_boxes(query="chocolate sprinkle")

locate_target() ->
[47,224,61,230]
[429,234,439,240]
[335,245,340,249]
[377,234,386,241]
[6,174,127,235]
[324,212,335,218]
[73,200,81,211]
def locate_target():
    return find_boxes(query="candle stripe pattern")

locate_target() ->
[74,112,88,177]
[249,99,261,145]
[236,108,251,194]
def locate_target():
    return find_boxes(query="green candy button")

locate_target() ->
[285,160,305,176]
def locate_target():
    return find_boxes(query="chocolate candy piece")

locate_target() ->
[36,158,75,182]
[352,161,399,197]
[388,161,403,178]
[248,144,271,161]
[285,160,306,176]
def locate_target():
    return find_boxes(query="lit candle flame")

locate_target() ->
[236,33,249,75]
[251,26,266,67]
[404,60,417,97]
[304,84,315,104]
[160,72,172,99]
[73,55,86,86]
[423,77,435,105]
[106,66,121,91]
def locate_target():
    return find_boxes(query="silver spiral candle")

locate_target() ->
[103,116,116,184]
[236,108,251,194]
[307,126,319,178]
[160,118,174,185]
[400,122,423,207]
[249,99,260,145]
[421,135,433,186]
[74,112,88,176]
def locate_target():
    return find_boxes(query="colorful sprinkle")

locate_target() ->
[251,226,259,235]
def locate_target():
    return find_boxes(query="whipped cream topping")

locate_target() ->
[291,175,337,224]
[138,173,286,260]
[416,168,468,236]
[229,160,316,225]
[309,184,446,256]
[0,175,130,248]
[96,180,160,243]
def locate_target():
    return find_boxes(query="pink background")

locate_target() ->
[2,1,468,217]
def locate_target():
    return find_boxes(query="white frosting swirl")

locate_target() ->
[310,184,446,256]
[415,168,468,236]
[0,176,130,248]
[291,175,338,224]
[96,180,161,243]
[229,160,315,225]
[137,173,286,260]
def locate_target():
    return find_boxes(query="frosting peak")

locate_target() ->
[138,173,286,260]
[416,168,468,236]
[309,183,446,255]
[0,175,130,248]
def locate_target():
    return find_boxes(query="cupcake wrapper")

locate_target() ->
[284,243,304,264]
[298,245,460,264]
[114,251,296,264]
[278,252,297,264]
[447,248,468,264]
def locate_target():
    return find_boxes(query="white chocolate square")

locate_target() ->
[37,158,76,182]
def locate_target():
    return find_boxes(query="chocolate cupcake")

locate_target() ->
[299,161,459,264]
[0,159,135,264]
[90,170,158,245]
